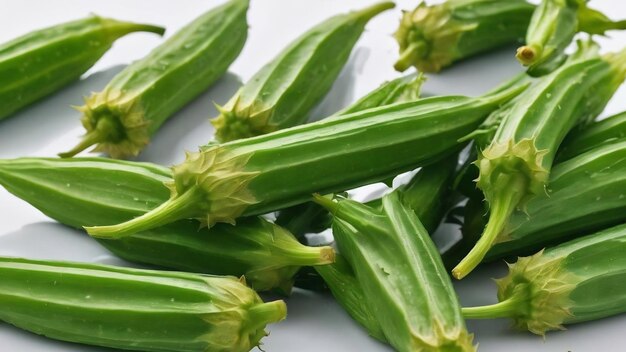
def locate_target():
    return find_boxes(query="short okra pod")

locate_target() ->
[87,83,526,238]
[0,257,286,352]
[61,0,249,158]
[558,110,626,161]
[394,0,536,73]
[315,192,475,351]
[0,16,164,120]
[212,1,395,142]
[463,223,626,335]
[452,41,626,279]
[0,157,334,293]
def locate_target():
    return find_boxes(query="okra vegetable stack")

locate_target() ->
[463,223,626,335]
[0,157,334,293]
[60,0,249,158]
[452,42,626,279]
[86,83,526,238]
[315,193,475,351]
[0,257,286,352]
[212,1,395,142]
[517,0,626,76]
[394,0,536,73]
[0,16,164,120]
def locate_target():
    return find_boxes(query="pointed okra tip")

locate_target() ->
[99,16,165,40]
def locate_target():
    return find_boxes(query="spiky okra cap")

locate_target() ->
[211,95,278,142]
[394,2,477,72]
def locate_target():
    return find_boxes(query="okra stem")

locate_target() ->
[462,296,523,319]
[59,116,121,158]
[247,300,288,329]
[394,42,427,72]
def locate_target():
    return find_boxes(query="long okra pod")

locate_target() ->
[452,42,626,279]
[87,83,525,238]
[315,193,475,351]
[0,157,334,293]
[0,16,163,120]
[212,1,395,142]
[60,0,249,158]
[558,110,626,161]
[463,223,626,335]
[394,0,536,73]
[0,257,286,352]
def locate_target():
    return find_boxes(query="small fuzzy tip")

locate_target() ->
[516,46,538,66]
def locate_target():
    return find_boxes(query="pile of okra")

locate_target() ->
[1,0,626,351]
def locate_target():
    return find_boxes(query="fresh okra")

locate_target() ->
[452,42,626,279]
[394,0,536,73]
[86,83,525,238]
[60,0,249,158]
[517,0,626,76]
[463,223,626,335]
[0,257,286,352]
[0,16,164,121]
[558,110,626,161]
[0,157,334,293]
[212,1,395,142]
[315,192,475,351]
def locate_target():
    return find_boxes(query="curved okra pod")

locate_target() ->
[558,110,626,161]
[315,192,475,351]
[517,0,626,76]
[0,157,334,293]
[211,2,394,142]
[0,257,286,352]
[463,223,626,335]
[452,41,626,279]
[60,0,249,158]
[0,16,164,121]
[394,0,536,73]
[86,83,526,238]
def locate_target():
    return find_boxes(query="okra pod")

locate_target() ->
[0,157,334,293]
[315,192,475,351]
[394,0,536,73]
[452,42,626,279]
[0,16,164,120]
[463,223,626,335]
[86,83,525,238]
[518,0,626,76]
[212,1,395,142]
[0,257,286,352]
[60,0,249,158]
[558,110,626,161]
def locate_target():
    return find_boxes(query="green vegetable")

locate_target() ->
[0,16,164,121]
[60,0,249,158]
[452,42,626,279]
[86,83,525,238]
[0,157,334,293]
[558,110,626,161]
[212,1,395,142]
[517,0,626,76]
[463,223,626,335]
[0,256,286,352]
[394,0,536,73]
[315,192,475,351]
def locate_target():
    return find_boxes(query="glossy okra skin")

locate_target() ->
[0,157,334,293]
[463,223,626,335]
[0,257,286,352]
[558,110,626,161]
[518,0,626,76]
[316,193,475,351]
[87,84,525,238]
[61,0,249,158]
[394,0,535,73]
[0,16,164,121]
[452,43,626,279]
[212,2,394,142]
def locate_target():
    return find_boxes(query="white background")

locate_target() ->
[1,1,625,351]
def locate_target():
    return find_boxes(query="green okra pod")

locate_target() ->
[87,83,526,238]
[0,16,164,121]
[558,110,626,161]
[394,0,536,73]
[315,192,475,351]
[0,256,286,352]
[463,223,626,335]
[0,157,334,293]
[61,0,249,158]
[452,41,626,279]
[517,0,626,76]
[212,1,395,142]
